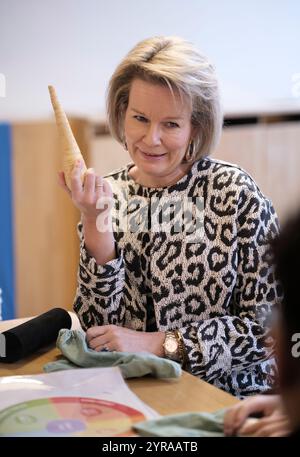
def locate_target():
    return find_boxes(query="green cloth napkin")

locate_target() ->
[134,409,226,437]
[44,329,181,379]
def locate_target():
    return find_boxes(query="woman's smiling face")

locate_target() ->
[124,78,194,187]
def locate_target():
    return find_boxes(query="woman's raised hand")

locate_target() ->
[58,159,113,224]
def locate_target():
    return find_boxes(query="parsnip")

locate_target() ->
[48,85,87,189]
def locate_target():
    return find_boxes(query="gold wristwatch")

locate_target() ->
[163,330,185,364]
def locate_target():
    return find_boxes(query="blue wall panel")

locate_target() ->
[0,123,15,319]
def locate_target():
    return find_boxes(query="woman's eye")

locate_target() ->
[165,122,179,128]
[134,115,147,123]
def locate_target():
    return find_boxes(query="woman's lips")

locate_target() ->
[139,148,166,160]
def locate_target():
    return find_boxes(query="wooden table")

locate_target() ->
[0,316,238,416]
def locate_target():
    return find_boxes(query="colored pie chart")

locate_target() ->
[0,397,146,437]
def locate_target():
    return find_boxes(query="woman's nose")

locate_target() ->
[143,124,161,146]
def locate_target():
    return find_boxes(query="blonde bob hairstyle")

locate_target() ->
[106,36,223,161]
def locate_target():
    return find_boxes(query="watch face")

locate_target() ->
[165,339,178,353]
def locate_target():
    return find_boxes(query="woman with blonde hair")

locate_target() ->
[59,36,281,398]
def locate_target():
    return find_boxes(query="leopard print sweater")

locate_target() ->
[74,157,281,398]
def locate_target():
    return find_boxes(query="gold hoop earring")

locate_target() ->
[185,141,195,162]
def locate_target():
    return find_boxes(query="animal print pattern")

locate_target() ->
[74,157,281,398]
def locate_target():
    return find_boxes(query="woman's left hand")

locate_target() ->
[86,325,165,357]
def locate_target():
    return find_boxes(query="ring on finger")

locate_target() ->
[95,180,104,189]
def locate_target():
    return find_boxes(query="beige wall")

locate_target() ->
[12,119,89,317]
[89,134,130,177]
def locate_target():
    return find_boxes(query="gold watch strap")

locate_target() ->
[174,329,186,366]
